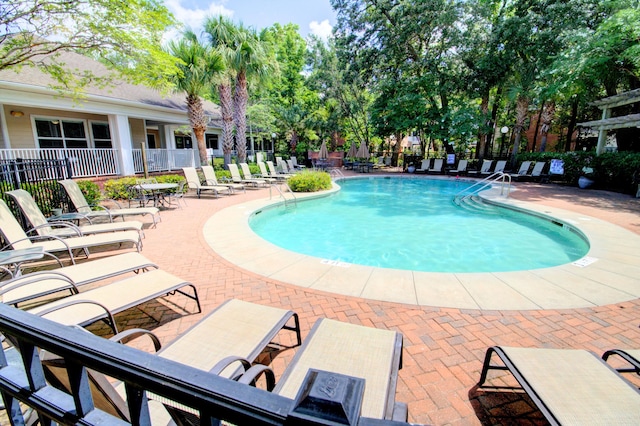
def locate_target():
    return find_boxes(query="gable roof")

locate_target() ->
[0,47,221,124]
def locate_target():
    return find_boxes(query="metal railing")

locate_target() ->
[0,304,407,426]
[0,148,119,177]
[269,182,297,208]
[132,149,197,174]
[453,172,511,205]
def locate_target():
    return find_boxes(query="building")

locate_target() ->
[0,48,224,178]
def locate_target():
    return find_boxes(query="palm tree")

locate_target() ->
[166,30,224,164]
[230,26,271,162]
[204,16,238,166]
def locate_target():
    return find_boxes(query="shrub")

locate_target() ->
[77,180,102,206]
[517,151,640,194]
[103,175,185,200]
[287,171,332,192]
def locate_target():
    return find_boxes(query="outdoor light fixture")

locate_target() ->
[499,126,509,157]
[10,110,24,117]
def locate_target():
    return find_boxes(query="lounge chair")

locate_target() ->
[290,157,305,169]
[0,199,142,264]
[508,161,532,180]
[258,161,287,181]
[0,252,157,306]
[527,161,546,181]
[468,159,493,177]
[483,159,506,176]
[415,159,431,173]
[6,189,144,239]
[39,298,301,424]
[477,346,640,425]
[602,349,640,375]
[58,179,160,228]
[427,158,444,174]
[447,159,468,176]
[26,268,200,333]
[266,160,293,178]
[265,318,405,421]
[182,167,231,198]
[201,165,245,192]
[240,162,276,184]
[228,163,267,188]
[278,159,298,175]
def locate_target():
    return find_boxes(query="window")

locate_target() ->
[35,118,88,148]
[175,135,192,149]
[206,134,219,150]
[91,122,112,148]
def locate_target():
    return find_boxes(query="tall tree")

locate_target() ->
[166,30,224,164]
[231,25,271,162]
[1,0,178,92]
[204,16,238,166]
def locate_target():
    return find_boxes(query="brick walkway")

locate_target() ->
[69,176,640,424]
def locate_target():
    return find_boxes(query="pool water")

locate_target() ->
[249,177,589,273]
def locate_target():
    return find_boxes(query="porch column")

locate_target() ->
[596,107,611,155]
[109,114,135,176]
[162,125,176,149]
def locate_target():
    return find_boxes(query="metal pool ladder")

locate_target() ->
[453,172,511,207]
[269,182,297,209]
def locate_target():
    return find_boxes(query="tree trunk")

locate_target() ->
[531,101,545,152]
[234,71,248,162]
[538,101,555,152]
[186,94,209,164]
[565,97,578,152]
[219,82,234,167]
[510,95,529,170]
[476,92,489,160]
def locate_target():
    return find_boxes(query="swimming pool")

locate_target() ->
[249,177,590,273]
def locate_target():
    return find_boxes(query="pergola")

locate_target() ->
[578,88,640,154]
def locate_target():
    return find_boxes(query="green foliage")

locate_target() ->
[76,180,102,206]
[1,0,179,93]
[517,151,640,193]
[287,171,332,192]
[103,175,184,199]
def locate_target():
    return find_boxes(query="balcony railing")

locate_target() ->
[132,148,197,174]
[0,148,197,178]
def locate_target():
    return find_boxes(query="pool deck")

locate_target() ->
[206,175,640,310]
[56,170,640,425]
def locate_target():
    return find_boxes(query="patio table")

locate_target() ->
[0,246,44,278]
[135,183,178,208]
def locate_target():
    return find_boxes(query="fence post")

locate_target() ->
[140,143,149,178]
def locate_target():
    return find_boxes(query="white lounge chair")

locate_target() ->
[478,346,640,424]
[6,189,144,239]
[228,164,266,188]
[427,158,444,174]
[0,199,142,264]
[240,162,276,184]
[266,160,293,178]
[201,165,245,192]
[447,159,468,175]
[58,180,160,228]
[0,252,158,306]
[181,167,231,198]
[258,161,287,181]
[468,159,493,177]
[416,159,431,173]
[509,161,532,180]
[487,159,507,175]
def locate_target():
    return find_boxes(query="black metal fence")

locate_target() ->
[0,158,72,219]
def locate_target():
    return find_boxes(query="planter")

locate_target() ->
[578,176,594,189]
[407,165,416,173]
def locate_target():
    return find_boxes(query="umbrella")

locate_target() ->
[347,142,358,159]
[356,141,370,159]
[318,140,329,159]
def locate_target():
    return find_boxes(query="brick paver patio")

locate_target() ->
[21,172,640,425]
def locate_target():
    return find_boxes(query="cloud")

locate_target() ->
[164,0,233,37]
[309,19,333,40]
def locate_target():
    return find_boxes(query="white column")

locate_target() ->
[108,114,135,175]
[596,107,611,155]
[0,106,10,149]
[163,125,176,149]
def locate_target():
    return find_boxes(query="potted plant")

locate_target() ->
[578,167,595,189]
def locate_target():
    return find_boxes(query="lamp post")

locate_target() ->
[499,126,509,158]
[270,133,276,160]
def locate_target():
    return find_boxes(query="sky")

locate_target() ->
[164,0,337,40]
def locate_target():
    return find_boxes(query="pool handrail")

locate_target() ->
[453,172,511,205]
